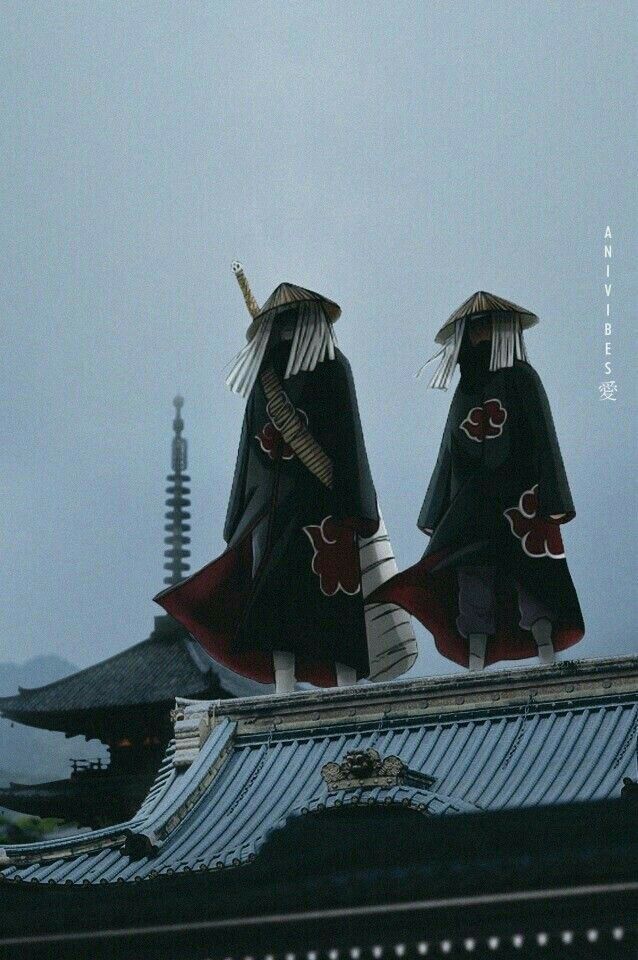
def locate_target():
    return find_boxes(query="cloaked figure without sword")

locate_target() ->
[370,292,584,671]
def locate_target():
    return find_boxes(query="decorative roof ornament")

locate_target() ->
[163,396,191,587]
[170,698,214,769]
[321,748,435,792]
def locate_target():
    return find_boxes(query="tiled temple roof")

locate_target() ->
[0,619,268,728]
[1,655,636,885]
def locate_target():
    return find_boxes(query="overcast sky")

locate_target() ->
[0,1,635,677]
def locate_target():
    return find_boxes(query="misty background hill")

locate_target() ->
[0,655,107,790]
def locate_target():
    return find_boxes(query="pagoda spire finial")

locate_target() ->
[171,395,187,472]
[163,396,191,586]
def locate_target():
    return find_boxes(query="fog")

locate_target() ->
[1,1,635,676]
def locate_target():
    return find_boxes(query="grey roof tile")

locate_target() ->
[0,634,213,715]
[1,657,636,886]
[0,630,269,720]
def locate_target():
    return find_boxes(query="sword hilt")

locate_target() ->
[232,261,260,319]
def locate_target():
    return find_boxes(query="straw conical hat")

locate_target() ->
[246,282,341,341]
[435,291,539,345]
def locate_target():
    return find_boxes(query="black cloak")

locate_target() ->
[155,341,379,686]
[370,348,584,667]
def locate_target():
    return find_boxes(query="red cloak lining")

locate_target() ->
[155,535,338,687]
[369,551,583,668]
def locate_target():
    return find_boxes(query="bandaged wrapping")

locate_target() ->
[260,366,334,489]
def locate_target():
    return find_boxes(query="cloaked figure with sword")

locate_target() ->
[154,264,417,694]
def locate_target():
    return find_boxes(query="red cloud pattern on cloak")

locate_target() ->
[303,516,361,596]
[255,409,308,461]
[504,484,565,559]
[460,398,507,442]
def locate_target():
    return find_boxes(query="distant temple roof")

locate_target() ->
[0,397,268,736]
[0,616,264,731]
[1,655,635,886]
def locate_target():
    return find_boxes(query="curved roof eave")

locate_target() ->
[1,656,636,886]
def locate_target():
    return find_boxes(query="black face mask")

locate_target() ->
[458,333,492,392]
[263,309,298,377]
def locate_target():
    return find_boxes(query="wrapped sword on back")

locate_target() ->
[155,262,418,690]
[231,261,334,488]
